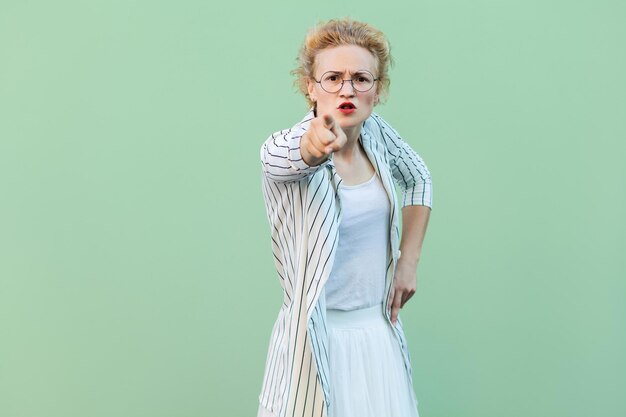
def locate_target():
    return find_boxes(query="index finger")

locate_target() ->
[391,290,403,325]
[323,114,335,130]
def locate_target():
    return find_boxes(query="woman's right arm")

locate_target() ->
[261,115,343,183]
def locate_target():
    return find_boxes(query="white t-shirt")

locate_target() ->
[325,172,391,310]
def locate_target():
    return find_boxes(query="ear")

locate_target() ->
[306,79,317,103]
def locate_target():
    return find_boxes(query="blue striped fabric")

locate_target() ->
[259,108,433,417]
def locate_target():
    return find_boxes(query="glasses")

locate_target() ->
[313,70,378,93]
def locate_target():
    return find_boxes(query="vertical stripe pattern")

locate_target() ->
[259,108,432,417]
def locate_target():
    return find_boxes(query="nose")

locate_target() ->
[339,79,356,97]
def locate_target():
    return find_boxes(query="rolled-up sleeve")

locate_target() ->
[369,113,433,208]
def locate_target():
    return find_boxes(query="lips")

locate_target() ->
[338,102,356,110]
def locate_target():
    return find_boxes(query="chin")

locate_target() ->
[337,117,360,128]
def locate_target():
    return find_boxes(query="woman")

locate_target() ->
[258,18,432,417]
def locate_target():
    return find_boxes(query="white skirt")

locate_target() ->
[256,303,419,417]
[326,303,419,417]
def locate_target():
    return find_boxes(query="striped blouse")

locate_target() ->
[258,107,433,417]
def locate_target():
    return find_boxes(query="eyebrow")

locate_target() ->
[324,70,373,75]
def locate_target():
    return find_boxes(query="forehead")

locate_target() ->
[313,44,377,75]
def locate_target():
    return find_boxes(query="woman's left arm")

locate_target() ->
[368,112,433,324]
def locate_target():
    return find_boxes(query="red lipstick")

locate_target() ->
[337,102,356,115]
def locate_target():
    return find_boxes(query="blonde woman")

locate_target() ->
[258,18,432,417]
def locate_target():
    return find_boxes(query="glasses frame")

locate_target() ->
[313,70,379,93]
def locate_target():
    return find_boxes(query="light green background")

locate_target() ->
[1,1,624,416]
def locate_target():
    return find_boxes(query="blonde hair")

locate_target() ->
[291,18,394,109]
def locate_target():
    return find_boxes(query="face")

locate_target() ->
[307,44,380,129]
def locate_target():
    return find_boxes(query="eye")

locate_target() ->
[325,74,339,82]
